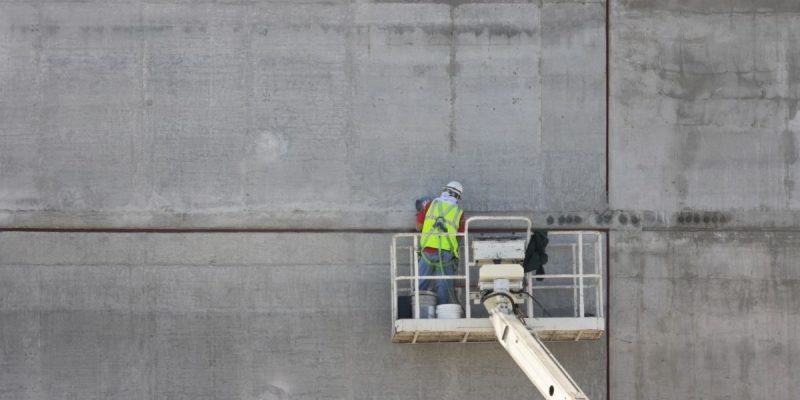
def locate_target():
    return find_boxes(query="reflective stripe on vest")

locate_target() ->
[420,199,463,258]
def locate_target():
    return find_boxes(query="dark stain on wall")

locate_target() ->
[595,211,613,225]
[380,23,535,39]
[547,214,584,226]
[455,24,536,39]
[784,129,797,202]
[374,0,540,6]
[618,0,800,13]
[675,211,729,226]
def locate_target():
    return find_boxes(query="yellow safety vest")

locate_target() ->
[420,199,464,258]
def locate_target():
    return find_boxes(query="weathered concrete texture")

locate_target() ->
[540,1,606,211]
[610,0,800,211]
[0,232,607,400]
[617,0,800,13]
[610,231,800,400]
[0,1,605,229]
[609,3,800,400]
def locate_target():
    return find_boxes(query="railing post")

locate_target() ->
[578,232,585,319]
[390,237,398,333]
[598,232,604,318]
[594,233,600,318]
[413,235,420,319]
[464,231,471,319]
[527,272,533,319]
[571,243,578,318]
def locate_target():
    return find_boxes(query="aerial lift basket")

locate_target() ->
[390,216,604,399]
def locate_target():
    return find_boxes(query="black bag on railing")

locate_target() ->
[522,230,548,281]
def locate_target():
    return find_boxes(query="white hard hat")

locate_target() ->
[443,181,463,198]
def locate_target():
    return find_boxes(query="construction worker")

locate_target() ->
[416,181,465,305]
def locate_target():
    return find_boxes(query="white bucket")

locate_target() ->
[411,291,437,319]
[436,304,463,319]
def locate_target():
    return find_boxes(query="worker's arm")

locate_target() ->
[415,201,431,231]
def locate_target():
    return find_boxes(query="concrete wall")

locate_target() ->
[0,1,607,399]
[610,1,800,399]
[4,0,800,399]
[0,0,606,229]
[611,0,800,211]
[0,232,607,400]
[610,231,800,399]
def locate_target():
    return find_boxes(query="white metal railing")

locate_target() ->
[463,216,531,318]
[525,231,604,319]
[390,218,604,328]
[391,232,469,322]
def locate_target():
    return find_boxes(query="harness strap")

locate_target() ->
[420,251,457,270]
[420,199,462,257]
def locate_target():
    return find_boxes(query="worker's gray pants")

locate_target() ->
[418,251,455,305]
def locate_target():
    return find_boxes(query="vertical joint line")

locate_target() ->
[605,0,611,206]
[448,5,457,152]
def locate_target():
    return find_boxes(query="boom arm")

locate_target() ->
[480,265,589,400]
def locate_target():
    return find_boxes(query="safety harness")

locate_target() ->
[419,199,463,303]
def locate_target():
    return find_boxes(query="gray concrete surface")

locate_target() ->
[610,0,800,211]
[0,1,609,398]
[3,0,800,399]
[610,231,800,399]
[0,0,605,229]
[0,232,607,400]
[608,1,800,399]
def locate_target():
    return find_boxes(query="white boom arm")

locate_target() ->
[480,265,589,400]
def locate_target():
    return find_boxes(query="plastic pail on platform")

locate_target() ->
[436,304,463,319]
[411,291,437,319]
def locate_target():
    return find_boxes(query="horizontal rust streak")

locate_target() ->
[0,227,609,234]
